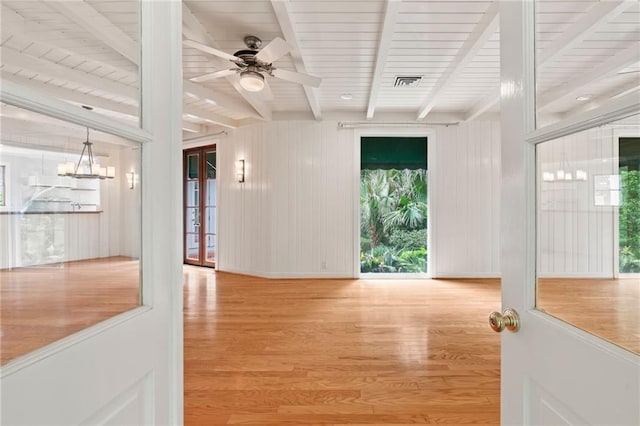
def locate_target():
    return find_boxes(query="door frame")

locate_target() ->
[500,0,639,423]
[352,129,437,278]
[0,1,183,423]
[183,144,217,268]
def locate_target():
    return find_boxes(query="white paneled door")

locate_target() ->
[499,2,639,425]
[0,2,183,425]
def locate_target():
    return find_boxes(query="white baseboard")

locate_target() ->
[216,267,353,280]
[434,272,501,279]
[537,272,614,279]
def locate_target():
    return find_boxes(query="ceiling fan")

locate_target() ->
[184,35,321,93]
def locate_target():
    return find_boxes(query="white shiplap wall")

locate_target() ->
[432,120,502,277]
[217,119,502,278]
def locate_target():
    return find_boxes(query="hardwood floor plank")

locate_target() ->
[184,268,502,425]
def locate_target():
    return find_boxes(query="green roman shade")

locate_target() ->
[361,137,427,170]
[187,154,199,179]
[620,137,640,171]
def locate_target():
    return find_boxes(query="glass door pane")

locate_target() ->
[204,150,216,266]
[536,114,640,354]
[185,153,200,263]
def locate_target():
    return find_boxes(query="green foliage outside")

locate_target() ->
[360,169,427,273]
[619,169,640,273]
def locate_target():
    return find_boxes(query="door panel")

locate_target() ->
[0,2,182,423]
[499,2,640,424]
[184,153,200,265]
[183,146,216,267]
[203,150,217,267]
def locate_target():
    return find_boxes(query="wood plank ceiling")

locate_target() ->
[1,0,639,142]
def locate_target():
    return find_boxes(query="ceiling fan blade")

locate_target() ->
[190,69,237,83]
[183,39,242,63]
[272,68,321,88]
[254,37,291,63]
[260,78,275,101]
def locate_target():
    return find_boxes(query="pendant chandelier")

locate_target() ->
[57,127,115,179]
[542,153,587,182]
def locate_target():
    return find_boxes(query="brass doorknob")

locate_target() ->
[489,308,520,333]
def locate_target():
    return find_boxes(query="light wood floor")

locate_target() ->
[3,260,637,424]
[0,257,139,364]
[184,268,502,425]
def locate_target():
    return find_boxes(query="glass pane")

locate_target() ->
[186,180,199,207]
[187,154,199,180]
[204,150,216,265]
[360,169,428,274]
[1,0,141,127]
[0,104,141,364]
[185,233,200,261]
[535,1,640,128]
[185,207,200,233]
[205,233,216,264]
[206,151,216,179]
[536,113,639,354]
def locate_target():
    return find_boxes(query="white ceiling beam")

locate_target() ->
[182,3,272,121]
[182,80,260,119]
[3,10,253,121]
[1,71,138,117]
[183,105,238,129]
[2,71,202,135]
[463,0,635,122]
[46,0,138,65]
[417,2,499,120]
[181,121,203,134]
[538,45,640,111]
[538,0,635,67]
[0,113,130,148]
[1,47,138,100]
[366,0,401,120]
[1,8,138,79]
[464,89,500,121]
[270,0,322,120]
[564,80,640,118]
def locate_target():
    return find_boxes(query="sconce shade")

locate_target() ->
[126,171,136,189]
[236,160,245,183]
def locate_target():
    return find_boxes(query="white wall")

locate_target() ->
[217,119,502,278]
[432,121,502,277]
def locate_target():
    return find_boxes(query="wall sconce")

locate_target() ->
[126,171,136,189]
[236,160,245,183]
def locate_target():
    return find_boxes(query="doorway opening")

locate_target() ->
[360,136,428,276]
[618,137,640,274]
[183,145,217,268]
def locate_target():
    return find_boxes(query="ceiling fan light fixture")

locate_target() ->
[239,70,265,92]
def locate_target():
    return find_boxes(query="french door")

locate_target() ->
[183,145,217,267]
[0,1,182,424]
[499,2,639,424]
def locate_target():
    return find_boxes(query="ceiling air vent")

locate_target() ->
[394,76,422,88]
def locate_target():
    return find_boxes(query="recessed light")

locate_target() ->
[340,93,353,100]
[576,95,592,102]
